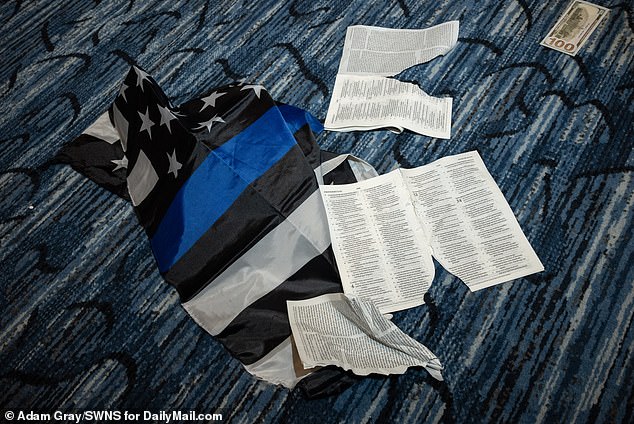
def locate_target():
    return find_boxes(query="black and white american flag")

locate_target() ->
[56,66,379,398]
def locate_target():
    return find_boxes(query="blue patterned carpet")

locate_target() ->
[1,1,633,423]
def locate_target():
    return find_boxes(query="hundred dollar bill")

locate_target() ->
[540,0,609,56]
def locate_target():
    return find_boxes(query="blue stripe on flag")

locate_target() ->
[150,106,298,272]
[278,104,323,135]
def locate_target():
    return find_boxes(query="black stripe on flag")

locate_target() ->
[215,248,341,365]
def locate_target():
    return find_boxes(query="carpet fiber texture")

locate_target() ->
[1,1,633,423]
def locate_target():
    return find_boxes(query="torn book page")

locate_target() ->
[320,171,434,313]
[287,293,443,380]
[338,21,459,76]
[324,74,452,139]
[321,151,544,301]
[325,21,458,138]
[401,151,545,291]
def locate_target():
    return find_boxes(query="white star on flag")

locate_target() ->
[119,82,129,102]
[111,155,128,172]
[133,66,151,91]
[200,91,226,111]
[157,104,177,133]
[138,107,154,139]
[195,115,225,132]
[167,149,182,178]
[240,84,265,98]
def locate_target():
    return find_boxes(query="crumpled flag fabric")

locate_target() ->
[56,66,378,397]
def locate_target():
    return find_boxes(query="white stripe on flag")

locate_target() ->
[83,112,120,144]
[183,190,331,335]
[315,154,378,184]
[243,337,310,388]
[127,150,158,206]
[112,103,129,152]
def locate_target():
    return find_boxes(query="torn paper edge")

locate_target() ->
[325,21,459,138]
[287,293,443,380]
